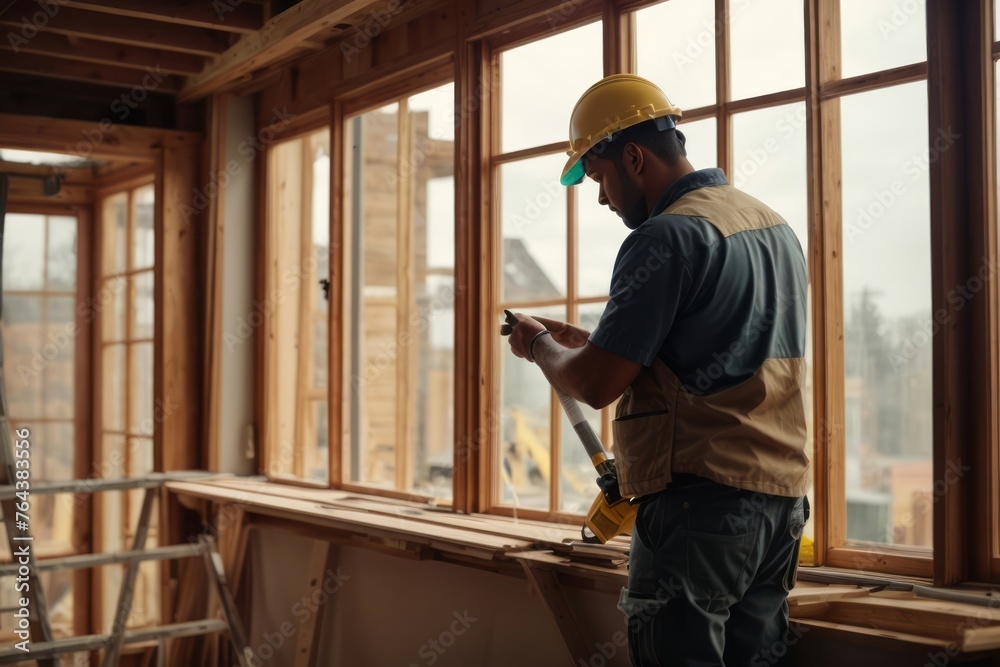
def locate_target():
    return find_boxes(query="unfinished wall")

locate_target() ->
[217,95,256,476]
[244,527,1000,667]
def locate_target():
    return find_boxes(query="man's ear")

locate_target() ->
[623,142,644,178]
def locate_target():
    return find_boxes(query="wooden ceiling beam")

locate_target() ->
[60,0,264,34]
[0,31,207,76]
[0,112,200,161]
[178,0,373,102]
[0,51,182,93]
[0,1,230,57]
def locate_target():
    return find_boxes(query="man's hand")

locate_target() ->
[504,312,546,361]
[532,316,590,349]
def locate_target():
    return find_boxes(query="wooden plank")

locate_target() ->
[0,1,229,56]
[155,140,203,473]
[61,0,263,33]
[819,61,928,100]
[826,546,933,580]
[5,176,92,206]
[178,0,372,102]
[165,481,535,558]
[0,31,207,76]
[203,94,227,475]
[519,561,591,665]
[0,113,200,161]
[0,50,182,93]
[292,540,336,667]
[329,99,345,488]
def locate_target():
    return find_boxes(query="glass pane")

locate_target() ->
[133,184,155,270]
[678,117,718,170]
[41,422,74,481]
[311,128,331,392]
[841,82,932,549]
[410,84,456,499]
[501,21,604,153]
[840,0,926,79]
[345,104,401,488]
[732,102,814,541]
[732,102,808,249]
[3,213,45,290]
[410,82,455,142]
[132,271,154,339]
[500,154,568,302]
[635,0,716,110]
[729,0,804,100]
[559,304,605,514]
[44,297,76,420]
[102,192,127,275]
[40,570,74,636]
[2,295,43,417]
[130,342,154,436]
[305,400,329,483]
[100,276,126,342]
[576,177,630,297]
[46,215,77,291]
[103,344,126,432]
[500,306,565,510]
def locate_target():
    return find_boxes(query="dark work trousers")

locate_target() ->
[619,474,806,667]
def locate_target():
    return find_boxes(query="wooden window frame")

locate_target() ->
[260,124,332,489]
[2,202,93,639]
[93,178,160,630]
[248,0,1000,586]
[479,0,937,576]
[330,66,458,504]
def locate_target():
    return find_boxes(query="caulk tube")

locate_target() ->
[554,387,608,464]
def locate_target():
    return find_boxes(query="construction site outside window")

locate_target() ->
[340,84,457,501]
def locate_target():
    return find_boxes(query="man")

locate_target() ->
[506,74,810,666]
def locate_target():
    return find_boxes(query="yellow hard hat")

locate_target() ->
[560,74,683,186]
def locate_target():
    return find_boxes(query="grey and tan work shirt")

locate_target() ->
[589,168,810,499]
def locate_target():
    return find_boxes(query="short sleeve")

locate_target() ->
[588,233,693,367]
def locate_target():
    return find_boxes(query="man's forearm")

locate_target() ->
[531,335,597,406]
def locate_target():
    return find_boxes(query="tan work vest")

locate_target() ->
[612,185,811,499]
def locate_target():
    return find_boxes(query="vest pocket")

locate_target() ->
[612,408,674,493]
[614,408,669,422]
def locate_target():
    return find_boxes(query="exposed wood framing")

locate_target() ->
[520,561,591,665]
[61,0,263,33]
[0,1,229,56]
[293,540,338,667]
[0,113,199,161]
[0,50,182,93]
[179,0,371,102]
[0,31,206,76]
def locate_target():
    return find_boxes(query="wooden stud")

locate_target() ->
[204,95,228,475]
[0,51,182,93]
[329,99,346,489]
[519,561,591,665]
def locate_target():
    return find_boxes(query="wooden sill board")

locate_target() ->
[167,479,1000,654]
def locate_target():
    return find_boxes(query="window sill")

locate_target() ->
[166,477,1000,656]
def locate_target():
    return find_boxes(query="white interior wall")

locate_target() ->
[216,94,256,476]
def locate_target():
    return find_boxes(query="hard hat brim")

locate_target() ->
[560,157,585,187]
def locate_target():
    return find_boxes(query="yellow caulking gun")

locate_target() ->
[501,310,637,543]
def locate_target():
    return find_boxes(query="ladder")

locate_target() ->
[0,471,254,667]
